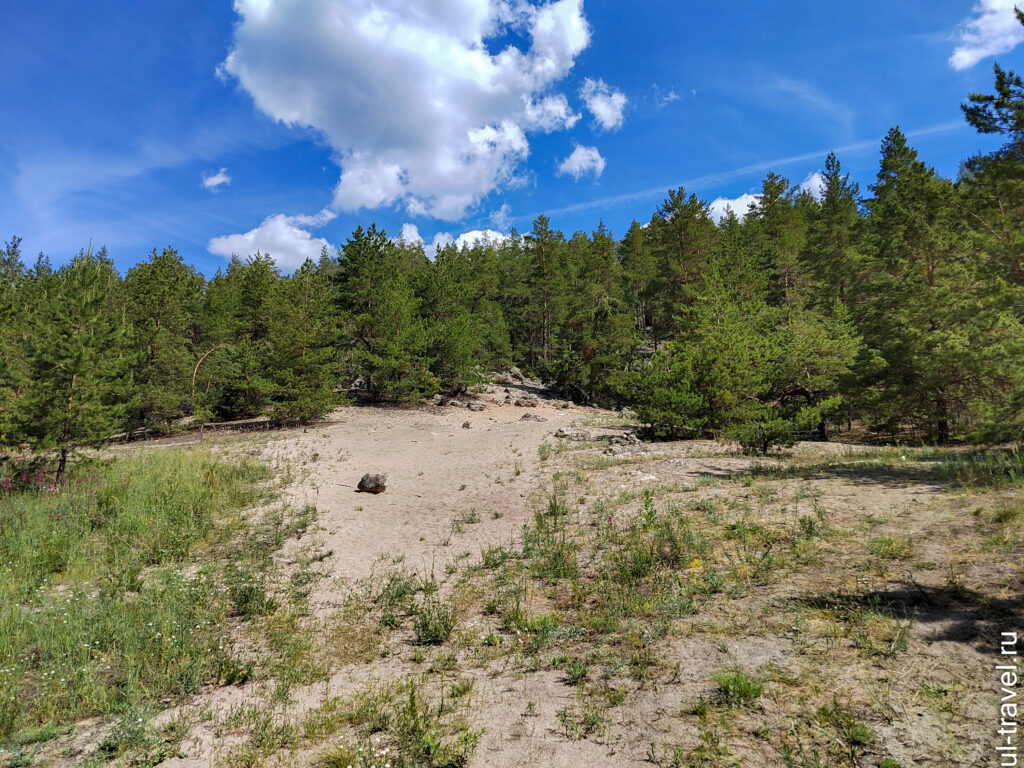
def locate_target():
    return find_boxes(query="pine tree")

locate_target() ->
[19,251,134,480]
[335,226,437,401]
[523,216,570,374]
[802,153,862,307]
[0,237,27,445]
[124,247,203,429]
[744,173,809,306]
[647,189,719,341]
[855,133,1006,442]
[618,220,656,332]
[266,259,339,423]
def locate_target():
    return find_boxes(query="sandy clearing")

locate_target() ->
[265,396,601,605]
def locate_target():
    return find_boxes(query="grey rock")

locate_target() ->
[467,402,486,412]
[462,421,472,429]
[520,413,548,422]
[621,407,638,419]
[431,394,445,405]
[554,427,590,441]
[357,472,388,493]
[447,399,463,407]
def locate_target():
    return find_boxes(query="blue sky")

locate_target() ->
[1,0,1022,275]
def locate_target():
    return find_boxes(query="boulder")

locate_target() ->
[357,472,388,493]
[513,392,540,407]
[621,407,638,420]
[554,427,590,441]
[431,393,445,405]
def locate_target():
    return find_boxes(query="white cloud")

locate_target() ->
[652,84,679,109]
[207,213,330,269]
[523,93,581,132]
[707,193,760,225]
[799,171,825,200]
[395,222,453,253]
[455,229,508,247]
[221,0,591,220]
[950,0,1024,70]
[489,202,513,229]
[201,167,232,191]
[557,144,606,180]
[579,77,627,131]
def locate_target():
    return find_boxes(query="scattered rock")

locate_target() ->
[431,393,445,405]
[509,392,539,407]
[462,421,472,429]
[520,413,548,422]
[554,427,590,441]
[603,432,646,455]
[628,470,659,482]
[447,399,464,407]
[620,407,638,419]
[467,402,485,412]
[357,472,388,493]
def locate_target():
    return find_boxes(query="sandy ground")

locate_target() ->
[271,395,591,595]
[70,394,1016,768]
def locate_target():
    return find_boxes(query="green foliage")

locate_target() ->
[124,248,203,429]
[16,250,135,477]
[713,667,765,708]
[266,259,339,424]
[4,62,1024,446]
[335,226,438,401]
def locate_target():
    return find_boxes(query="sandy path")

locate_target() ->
[268,396,590,605]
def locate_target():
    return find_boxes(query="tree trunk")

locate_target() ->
[56,447,68,483]
[936,392,950,444]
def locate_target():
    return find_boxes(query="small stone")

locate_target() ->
[462,421,472,429]
[467,402,485,412]
[554,427,590,441]
[520,413,548,422]
[447,399,463,407]
[357,472,388,493]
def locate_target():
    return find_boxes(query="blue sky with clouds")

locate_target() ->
[1,0,1022,274]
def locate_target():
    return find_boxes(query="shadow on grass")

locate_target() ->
[709,446,1023,492]
[791,582,1024,649]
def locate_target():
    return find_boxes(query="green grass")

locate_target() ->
[0,448,272,743]
[713,667,765,708]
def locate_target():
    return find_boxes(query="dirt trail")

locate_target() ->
[267,396,591,605]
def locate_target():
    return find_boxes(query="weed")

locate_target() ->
[713,667,765,708]
[414,596,457,645]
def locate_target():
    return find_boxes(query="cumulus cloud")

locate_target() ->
[221,0,591,220]
[395,222,454,253]
[455,228,508,247]
[523,93,581,132]
[202,167,232,191]
[208,213,330,269]
[799,171,825,200]
[579,78,627,131]
[557,144,606,180]
[707,193,760,225]
[950,0,1024,70]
